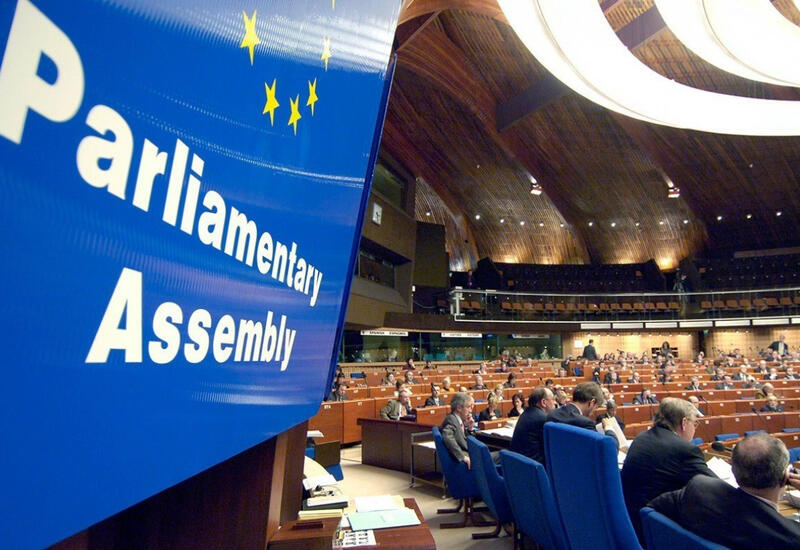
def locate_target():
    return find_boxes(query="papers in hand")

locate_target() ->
[354,495,403,513]
[707,456,739,487]
[303,473,338,491]
[480,426,514,439]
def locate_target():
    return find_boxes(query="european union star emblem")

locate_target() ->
[238,5,334,136]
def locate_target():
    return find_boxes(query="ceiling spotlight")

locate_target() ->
[746,213,752,219]
[530,182,543,195]
[588,221,594,227]
[476,164,481,169]
[528,173,538,184]
[635,222,640,227]
[776,211,783,217]
[520,221,525,226]
[683,219,689,224]
[475,214,481,220]
[425,211,431,217]
[610,222,616,227]
[500,218,505,223]
[659,221,665,225]
[668,187,681,198]
[539,222,544,227]
[716,215,723,221]
[559,223,565,228]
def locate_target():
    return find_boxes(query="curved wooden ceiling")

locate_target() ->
[385,0,800,270]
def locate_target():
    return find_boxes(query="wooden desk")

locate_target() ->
[369,498,436,550]
[357,418,433,472]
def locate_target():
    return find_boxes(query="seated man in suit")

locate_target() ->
[649,432,800,548]
[684,376,702,391]
[687,395,705,417]
[546,381,618,445]
[423,383,445,407]
[404,369,418,385]
[380,389,414,420]
[764,366,780,381]
[627,371,642,384]
[602,365,619,385]
[715,374,735,390]
[760,394,785,413]
[786,366,798,380]
[621,397,715,542]
[326,383,348,402]
[733,364,749,381]
[755,382,777,399]
[632,388,658,405]
[440,392,476,468]
[510,386,555,465]
[470,374,487,390]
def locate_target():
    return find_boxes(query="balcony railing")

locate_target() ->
[448,286,800,327]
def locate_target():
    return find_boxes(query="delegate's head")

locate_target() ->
[398,389,411,408]
[572,381,605,413]
[474,374,484,385]
[763,383,775,395]
[732,433,789,491]
[779,334,786,343]
[606,401,617,414]
[450,392,474,421]
[512,392,524,408]
[767,395,779,408]
[442,376,452,389]
[653,397,699,442]
[507,372,516,383]
[555,389,568,406]
[487,394,498,408]
[404,370,414,381]
[688,395,700,408]
[430,383,440,397]
[387,372,395,382]
[528,386,555,412]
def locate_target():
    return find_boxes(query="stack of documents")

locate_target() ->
[346,495,420,531]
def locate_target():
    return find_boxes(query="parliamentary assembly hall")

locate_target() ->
[3,0,800,549]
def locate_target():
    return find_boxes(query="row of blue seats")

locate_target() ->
[433,424,735,550]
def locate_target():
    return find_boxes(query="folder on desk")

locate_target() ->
[347,508,420,531]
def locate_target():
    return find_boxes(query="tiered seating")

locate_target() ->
[494,262,652,293]
[697,253,800,290]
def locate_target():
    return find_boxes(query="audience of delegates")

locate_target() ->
[403,358,416,370]
[508,393,525,417]
[554,388,569,408]
[603,366,621,384]
[478,394,501,422]
[423,383,445,407]
[380,389,413,420]
[633,388,658,405]
[621,397,716,542]
[582,339,598,360]
[787,366,799,380]
[760,395,785,413]
[439,392,476,468]
[510,387,555,465]
[649,433,800,548]
[492,384,505,402]
[474,361,488,375]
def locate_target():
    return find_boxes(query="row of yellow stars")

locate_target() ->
[240,10,332,70]
[262,78,318,135]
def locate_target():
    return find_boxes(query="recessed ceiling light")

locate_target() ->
[610,222,616,227]
[748,163,754,168]
[520,221,525,226]
[746,213,752,219]
[476,164,480,169]
[776,211,782,217]
[659,221,665,225]
[559,223,565,228]
[683,219,689,224]
[425,211,431,217]
[500,218,505,223]
[716,215,723,221]
[475,214,481,220]
[539,222,544,227]
[588,221,594,226]
[635,222,640,227]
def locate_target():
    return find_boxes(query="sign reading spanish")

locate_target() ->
[0,0,400,547]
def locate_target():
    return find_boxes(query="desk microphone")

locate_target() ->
[711,441,733,454]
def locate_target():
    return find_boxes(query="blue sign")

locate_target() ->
[0,0,399,547]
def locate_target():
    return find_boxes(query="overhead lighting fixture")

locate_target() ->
[530,182,543,195]
[538,222,544,227]
[520,221,525,226]
[610,222,616,227]
[653,0,797,86]
[716,215,723,221]
[498,0,800,135]
[659,221,665,226]
[668,187,681,199]
[746,214,752,219]
[588,221,594,227]
[475,214,481,220]
[683,219,689,224]
[776,211,782,217]
[635,222,640,227]
[425,211,431,217]
[500,218,505,223]
[559,223,565,228]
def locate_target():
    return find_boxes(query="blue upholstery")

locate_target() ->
[690,437,703,446]
[467,437,513,526]
[640,507,728,550]
[544,423,641,550]
[789,447,800,463]
[783,427,800,433]
[500,450,570,550]
[714,433,739,442]
[432,427,481,501]
[744,429,766,437]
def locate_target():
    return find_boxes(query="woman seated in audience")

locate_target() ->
[633,387,658,405]
[478,394,501,422]
[441,376,455,392]
[504,372,517,389]
[508,393,525,417]
[493,384,505,401]
[627,371,642,383]
[554,389,569,408]
[380,370,396,386]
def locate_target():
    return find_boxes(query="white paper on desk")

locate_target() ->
[481,427,515,439]
[303,473,338,491]
[707,456,738,487]
[354,495,401,513]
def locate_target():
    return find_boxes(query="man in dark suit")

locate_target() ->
[510,387,555,465]
[380,389,413,420]
[714,374,735,390]
[424,383,445,407]
[649,433,800,549]
[582,339,598,360]
[440,392,475,468]
[621,397,716,542]
[546,382,618,444]
[768,334,789,356]
[760,395,785,413]
[684,376,702,391]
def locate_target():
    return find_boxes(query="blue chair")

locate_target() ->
[783,427,800,433]
[500,450,570,550]
[640,507,727,550]
[744,429,766,437]
[715,433,739,442]
[544,423,641,550]
[789,447,800,463]
[690,437,703,446]
[467,436,513,539]
[431,427,492,528]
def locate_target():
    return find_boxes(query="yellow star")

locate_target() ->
[332,0,336,8]
[288,94,302,135]
[306,78,319,116]
[262,79,280,125]
[321,37,332,71]
[239,10,260,65]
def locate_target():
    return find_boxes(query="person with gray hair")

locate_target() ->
[439,392,475,468]
[380,388,413,420]
[621,397,716,542]
[650,433,800,548]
